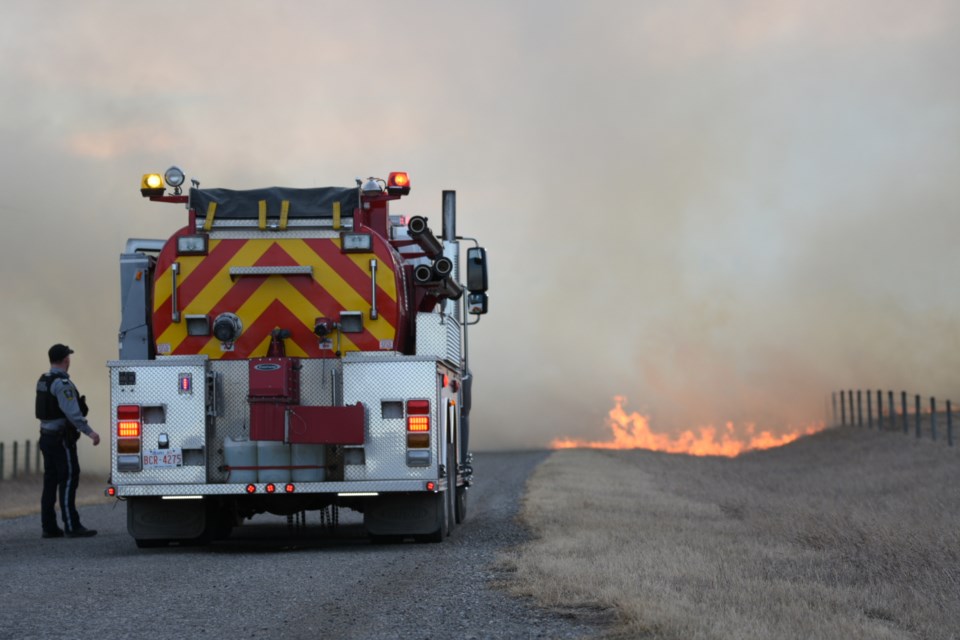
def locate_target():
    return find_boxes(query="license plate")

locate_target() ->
[143,449,183,468]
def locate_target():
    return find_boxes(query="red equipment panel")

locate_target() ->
[286,404,365,445]
[248,357,300,402]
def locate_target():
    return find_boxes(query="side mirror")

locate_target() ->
[466,247,488,292]
[467,292,488,315]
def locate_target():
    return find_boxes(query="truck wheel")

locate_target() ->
[446,444,456,535]
[455,486,468,524]
[420,492,449,543]
[134,538,169,549]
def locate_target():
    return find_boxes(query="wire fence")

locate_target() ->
[0,439,42,481]
[832,390,954,447]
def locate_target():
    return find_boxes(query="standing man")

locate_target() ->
[36,344,100,538]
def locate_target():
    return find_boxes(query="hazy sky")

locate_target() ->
[2,1,959,472]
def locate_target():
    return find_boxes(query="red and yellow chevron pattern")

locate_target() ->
[152,228,407,359]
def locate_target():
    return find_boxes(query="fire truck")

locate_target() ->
[106,167,489,547]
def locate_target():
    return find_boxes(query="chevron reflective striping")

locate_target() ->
[153,237,401,359]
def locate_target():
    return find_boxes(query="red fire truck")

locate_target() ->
[106,167,488,546]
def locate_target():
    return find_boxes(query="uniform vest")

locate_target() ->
[36,371,68,421]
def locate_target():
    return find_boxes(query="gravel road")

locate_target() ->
[0,451,601,640]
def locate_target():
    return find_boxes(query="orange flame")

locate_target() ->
[551,396,825,457]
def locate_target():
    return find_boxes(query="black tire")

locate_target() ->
[455,485,468,524]
[134,538,169,549]
[420,492,449,543]
[446,444,457,536]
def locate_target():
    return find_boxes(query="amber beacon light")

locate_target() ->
[140,173,164,197]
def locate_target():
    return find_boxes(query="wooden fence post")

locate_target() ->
[888,391,894,430]
[0,442,4,480]
[867,390,873,429]
[876,390,883,430]
[948,400,953,447]
[857,390,863,426]
[832,392,837,426]
[12,441,18,478]
[930,397,937,441]
[915,394,921,438]
[901,391,908,434]
[840,390,847,425]
[25,440,31,475]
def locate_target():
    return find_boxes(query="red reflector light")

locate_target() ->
[117,405,141,420]
[426,481,436,491]
[285,483,295,494]
[117,421,141,438]
[443,374,449,388]
[107,486,116,497]
[408,416,430,432]
[246,484,256,494]
[407,399,429,415]
[265,483,276,494]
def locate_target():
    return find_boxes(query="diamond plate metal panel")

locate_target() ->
[342,359,447,481]
[416,312,461,366]
[114,479,432,497]
[108,358,208,484]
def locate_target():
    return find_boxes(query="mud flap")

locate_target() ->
[363,493,443,537]
[128,497,207,540]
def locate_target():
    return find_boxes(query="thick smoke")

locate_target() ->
[1,1,958,474]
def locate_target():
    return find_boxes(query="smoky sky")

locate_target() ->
[2,0,959,472]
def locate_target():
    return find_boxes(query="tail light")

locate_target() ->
[407,399,430,432]
[116,404,142,472]
[117,405,141,438]
[406,399,431,464]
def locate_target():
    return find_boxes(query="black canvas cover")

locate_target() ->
[190,186,358,219]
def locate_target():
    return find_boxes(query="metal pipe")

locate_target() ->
[369,259,378,320]
[171,262,181,323]
[407,216,444,258]
[442,191,456,242]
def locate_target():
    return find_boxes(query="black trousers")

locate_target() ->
[38,432,83,533]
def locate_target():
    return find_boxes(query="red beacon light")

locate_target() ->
[387,172,411,196]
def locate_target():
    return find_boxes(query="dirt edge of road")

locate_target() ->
[0,474,111,519]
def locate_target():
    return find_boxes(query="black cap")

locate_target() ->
[48,344,74,363]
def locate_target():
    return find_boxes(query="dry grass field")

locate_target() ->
[502,427,960,639]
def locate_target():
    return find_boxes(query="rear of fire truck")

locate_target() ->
[106,167,489,547]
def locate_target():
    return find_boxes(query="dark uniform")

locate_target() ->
[36,344,97,538]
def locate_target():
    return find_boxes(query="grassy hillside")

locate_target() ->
[503,427,960,639]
